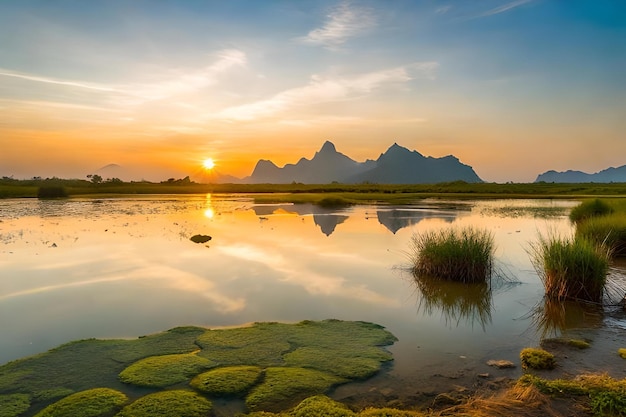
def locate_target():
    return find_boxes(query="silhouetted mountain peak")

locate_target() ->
[319,140,337,154]
[247,141,482,184]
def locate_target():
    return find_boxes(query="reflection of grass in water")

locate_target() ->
[412,274,493,330]
[480,205,569,219]
[530,297,604,339]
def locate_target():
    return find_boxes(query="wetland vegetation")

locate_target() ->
[2,188,626,416]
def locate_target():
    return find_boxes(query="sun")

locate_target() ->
[202,158,215,170]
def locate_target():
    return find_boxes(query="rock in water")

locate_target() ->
[190,234,212,244]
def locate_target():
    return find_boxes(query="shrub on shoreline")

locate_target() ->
[411,227,495,283]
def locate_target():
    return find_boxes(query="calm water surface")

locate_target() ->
[0,196,586,382]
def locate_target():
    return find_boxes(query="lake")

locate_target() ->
[1,195,621,402]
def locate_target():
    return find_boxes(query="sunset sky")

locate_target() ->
[1,0,624,183]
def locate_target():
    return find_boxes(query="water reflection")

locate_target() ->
[252,203,462,236]
[376,208,456,234]
[411,273,493,330]
[531,298,604,338]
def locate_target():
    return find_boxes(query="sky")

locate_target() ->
[1,0,625,183]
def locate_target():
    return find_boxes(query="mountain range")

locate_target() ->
[243,141,483,184]
[535,165,626,183]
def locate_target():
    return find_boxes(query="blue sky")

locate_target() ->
[1,0,624,182]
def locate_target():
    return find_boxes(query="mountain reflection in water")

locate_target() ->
[253,203,465,236]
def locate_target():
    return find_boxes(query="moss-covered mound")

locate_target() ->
[520,347,556,370]
[189,365,263,396]
[0,393,30,417]
[115,390,211,417]
[0,320,396,415]
[290,394,355,417]
[196,319,397,373]
[34,388,127,417]
[245,367,347,412]
[119,353,215,387]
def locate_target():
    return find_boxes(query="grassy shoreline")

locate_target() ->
[3,178,626,202]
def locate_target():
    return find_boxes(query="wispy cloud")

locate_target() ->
[212,62,438,121]
[0,49,247,108]
[469,0,536,19]
[297,0,377,49]
[0,69,119,93]
[128,49,247,102]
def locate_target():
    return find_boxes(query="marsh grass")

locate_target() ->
[521,373,626,417]
[529,233,610,302]
[576,213,626,257]
[569,198,614,224]
[411,227,495,283]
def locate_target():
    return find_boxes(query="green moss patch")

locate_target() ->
[543,337,591,349]
[0,393,30,417]
[0,321,396,415]
[619,348,626,359]
[119,353,215,387]
[290,395,355,417]
[34,388,127,417]
[190,365,263,396]
[359,409,426,416]
[245,367,347,412]
[283,346,390,379]
[196,320,396,379]
[520,348,556,370]
[115,390,211,417]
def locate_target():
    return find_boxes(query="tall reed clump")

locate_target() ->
[569,198,614,224]
[411,227,495,283]
[576,213,626,257]
[529,233,610,302]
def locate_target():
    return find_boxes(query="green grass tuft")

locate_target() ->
[115,390,211,417]
[520,348,556,370]
[569,198,614,224]
[119,353,215,387]
[576,213,626,257]
[34,388,127,417]
[189,365,263,396]
[529,233,610,302]
[521,373,626,417]
[411,227,495,283]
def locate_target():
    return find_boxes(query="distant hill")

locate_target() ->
[94,164,131,181]
[244,141,482,184]
[535,165,626,183]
